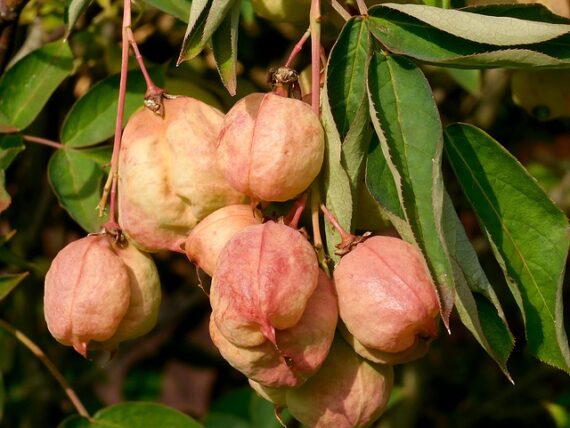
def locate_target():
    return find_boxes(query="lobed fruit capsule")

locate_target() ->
[216,93,324,203]
[44,235,161,356]
[333,236,439,364]
[118,96,247,253]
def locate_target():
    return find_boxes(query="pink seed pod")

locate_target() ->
[44,235,161,357]
[282,336,393,428]
[209,271,338,388]
[185,204,262,276]
[333,236,439,364]
[216,93,324,202]
[119,96,247,253]
[210,221,319,348]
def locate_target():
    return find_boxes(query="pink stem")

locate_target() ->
[125,27,163,97]
[23,135,63,149]
[330,0,351,20]
[355,0,368,15]
[285,28,310,68]
[320,204,351,241]
[310,0,321,115]
[287,193,308,229]
[100,0,131,229]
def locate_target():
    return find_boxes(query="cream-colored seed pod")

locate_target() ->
[119,97,247,253]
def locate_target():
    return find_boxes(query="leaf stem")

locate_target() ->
[320,204,350,241]
[330,0,351,21]
[0,318,90,418]
[97,0,132,226]
[310,0,321,116]
[355,0,368,15]
[285,28,310,68]
[22,135,64,149]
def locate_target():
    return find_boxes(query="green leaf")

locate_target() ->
[367,52,455,326]
[64,0,93,37]
[211,0,241,95]
[444,123,570,372]
[326,17,371,140]
[441,192,513,379]
[0,134,25,169]
[462,4,570,24]
[375,4,570,46]
[250,392,292,428]
[368,7,570,68]
[59,402,203,427]
[179,0,238,63]
[61,68,165,147]
[48,147,110,232]
[321,83,353,265]
[0,172,10,214]
[204,413,251,428]
[143,0,191,22]
[0,272,28,301]
[0,42,73,130]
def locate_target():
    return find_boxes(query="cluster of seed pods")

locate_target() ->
[43,90,441,427]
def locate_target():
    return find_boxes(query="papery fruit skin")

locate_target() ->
[217,93,324,202]
[286,336,394,428]
[333,236,439,362]
[210,271,337,388]
[251,0,311,23]
[249,380,287,407]
[185,204,262,276]
[210,221,319,348]
[44,235,161,356]
[119,96,247,253]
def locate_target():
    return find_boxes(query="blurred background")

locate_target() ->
[0,0,569,427]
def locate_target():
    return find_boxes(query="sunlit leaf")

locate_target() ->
[143,0,191,22]
[211,0,241,95]
[64,0,93,36]
[445,123,570,372]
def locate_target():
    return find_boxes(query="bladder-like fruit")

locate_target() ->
[216,93,324,202]
[333,236,439,364]
[44,235,161,357]
[119,96,247,253]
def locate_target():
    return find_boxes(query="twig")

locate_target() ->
[330,0,351,21]
[285,28,310,68]
[97,0,132,226]
[310,0,321,115]
[311,185,323,249]
[23,135,64,149]
[0,318,90,417]
[355,0,368,15]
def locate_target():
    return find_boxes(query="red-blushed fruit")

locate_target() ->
[216,93,324,202]
[185,204,262,276]
[118,96,247,253]
[209,271,338,388]
[210,221,319,348]
[252,336,394,428]
[333,236,439,364]
[44,235,161,357]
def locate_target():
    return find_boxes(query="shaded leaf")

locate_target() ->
[462,4,570,24]
[442,192,513,379]
[0,42,73,130]
[61,68,165,147]
[368,7,570,68]
[143,0,191,22]
[0,272,28,301]
[64,0,93,36]
[0,371,3,423]
[59,402,203,427]
[0,172,10,214]
[376,3,570,45]
[0,134,25,169]
[444,123,570,372]
[367,52,455,326]
[250,392,292,428]
[326,17,371,140]
[211,0,241,95]
[321,85,353,265]
[48,147,110,232]
[444,68,482,96]
[179,0,237,63]
[204,414,250,428]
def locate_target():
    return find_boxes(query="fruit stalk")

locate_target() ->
[285,28,310,68]
[0,318,90,418]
